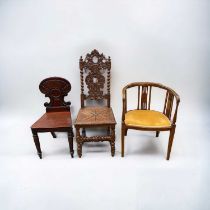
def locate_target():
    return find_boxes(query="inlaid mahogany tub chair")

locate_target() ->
[31,77,74,159]
[121,82,180,160]
[74,49,116,158]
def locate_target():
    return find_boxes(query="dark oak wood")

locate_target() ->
[79,49,111,107]
[31,77,74,159]
[121,82,180,160]
[75,49,116,157]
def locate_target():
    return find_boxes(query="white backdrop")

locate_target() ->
[0,1,209,210]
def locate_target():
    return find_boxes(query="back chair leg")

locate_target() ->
[68,128,74,158]
[77,142,82,158]
[107,126,110,135]
[110,141,115,157]
[156,131,160,137]
[125,128,128,136]
[51,132,56,138]
[32,131,42,159]
[82,128,86,137]
[121,125,125,157]
[166,126,176,160]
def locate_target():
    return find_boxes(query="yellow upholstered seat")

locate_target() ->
[125,110,171,128]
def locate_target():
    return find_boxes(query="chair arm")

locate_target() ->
[172,98,180,125]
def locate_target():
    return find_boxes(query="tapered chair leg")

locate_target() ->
[121,126,125,157]
[166,126,176,160]
[68,128,74,158]
[156,131,160,137]
[32,131,42,159]
[51,132,56,138]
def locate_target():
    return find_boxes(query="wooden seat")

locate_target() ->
[32,112,72,129]
[75,50,116,157]
[121,82,180,160]
[31,77,74,159]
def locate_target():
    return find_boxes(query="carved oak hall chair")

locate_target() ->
[31,77,74,159]
[74,49,116,157]
[121,82,180,160]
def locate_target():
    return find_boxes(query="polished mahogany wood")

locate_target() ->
[75,50,116,157]
[31,77,74,159]
[121,82,180,160]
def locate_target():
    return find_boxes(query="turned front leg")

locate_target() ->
[77,142,82,158]
[76,128,83,158]
[32,131,42,159]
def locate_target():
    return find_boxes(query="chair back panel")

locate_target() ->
[137,85,152,110]
[39,77,71,112]
[79,49,111,107]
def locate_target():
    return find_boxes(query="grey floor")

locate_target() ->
[0,110,209,210]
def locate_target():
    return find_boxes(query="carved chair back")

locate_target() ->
[39,77,71,112]
[79,49,111,108]
[122,82,180,125]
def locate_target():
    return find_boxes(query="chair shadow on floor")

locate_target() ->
[78,128,110,154]
[36,133,73,157]
[82,142,110,154]
[126,134,164,156]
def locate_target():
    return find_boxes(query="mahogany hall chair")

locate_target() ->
[74,49,116,158]
[31,77,74,159]
[121,82,180,160]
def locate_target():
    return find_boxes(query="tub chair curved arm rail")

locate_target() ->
[121,82,180,160]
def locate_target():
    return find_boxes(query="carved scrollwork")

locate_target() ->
[39,77,71,112]
[80,49,111,100]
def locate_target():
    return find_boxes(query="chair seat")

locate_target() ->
[125,110,171,128]
[75,106,116,126]
[31,111,72,129]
